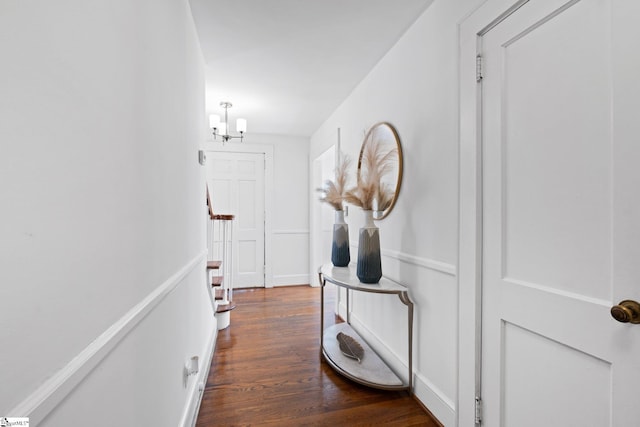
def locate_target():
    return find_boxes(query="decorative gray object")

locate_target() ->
[337,332,364,363]
[356,210,382,283]
[332,210,350,267]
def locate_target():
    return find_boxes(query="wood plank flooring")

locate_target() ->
[196,285,441,426]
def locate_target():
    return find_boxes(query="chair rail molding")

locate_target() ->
[9,250,209,424]
[348,242,457,277]
[273,229,310,235]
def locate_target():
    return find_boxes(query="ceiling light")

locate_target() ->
[209,102,246,143]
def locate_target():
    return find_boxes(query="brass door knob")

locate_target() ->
[610,300,640,324]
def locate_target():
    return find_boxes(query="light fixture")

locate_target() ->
[209,102,247,143]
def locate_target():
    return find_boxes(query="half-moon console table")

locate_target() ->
[318,264,414,392]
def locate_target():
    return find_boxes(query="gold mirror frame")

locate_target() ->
[357,122,403,220]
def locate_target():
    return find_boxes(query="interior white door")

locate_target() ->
[480,0,640,426]
[312,145,337,273]
[206,151,265,288]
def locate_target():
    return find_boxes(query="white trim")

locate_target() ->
[337,299,348,320]
[9,250,208,425]
[458,1,527,426]
[349,314,454,426]
[349,314,409,382]
[204,142,275,288]
[413,371,456,427]
[310,144,336,293]
[181,318,217,427]
[348,242,457,277]
[272,229,310,235]
[382,249,457,276]
[273,274,311,286]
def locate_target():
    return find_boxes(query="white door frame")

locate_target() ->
[309,129,342,289]
[458,1,531,425]
[204,141,274,288]
[310,144,338,282]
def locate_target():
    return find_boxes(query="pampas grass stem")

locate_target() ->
[317,153,351,210]
[347,134,397,213]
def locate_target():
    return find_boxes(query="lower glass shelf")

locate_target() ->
[322,323,407,390]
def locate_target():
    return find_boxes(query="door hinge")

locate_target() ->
[475,396,482,424]
[476,55,483,82]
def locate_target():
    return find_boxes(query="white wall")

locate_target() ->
[203,133,310,286]
[309,1,483,425]
[0,0,215,425]
[268,134,311,286]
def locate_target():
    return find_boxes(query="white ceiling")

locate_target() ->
[189,0,434,137]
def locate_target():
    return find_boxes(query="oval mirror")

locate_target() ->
[357,122,403,220]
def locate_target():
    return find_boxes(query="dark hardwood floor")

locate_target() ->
[196,285,441,426]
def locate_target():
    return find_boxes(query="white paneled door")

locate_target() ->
[206,151,265,288]
[480,0,640,425]
[312,145,336,270]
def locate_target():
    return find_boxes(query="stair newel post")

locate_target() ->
[228,217,233,303]
[207,213,236,330]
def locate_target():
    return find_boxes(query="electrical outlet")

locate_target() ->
[183,355,199,387]
[186,356,199,376]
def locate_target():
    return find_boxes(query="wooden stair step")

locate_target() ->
[211,214,235,221]
[216,301,237,313]
[211,276,223,287]
[214,288,225,300]
[207,260,222,270]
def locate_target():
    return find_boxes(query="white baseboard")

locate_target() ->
[273,274,311,286]
[349,314,455,426]
[349,314,410,381]
[338,300,348,321]
[181,318,217,427]
[8,251,208,425]
[413,372,456,426]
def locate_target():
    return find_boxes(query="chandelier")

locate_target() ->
[209,102,247,142]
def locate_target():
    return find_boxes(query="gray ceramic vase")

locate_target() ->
[356,210,382,283]
[331,210,350,267]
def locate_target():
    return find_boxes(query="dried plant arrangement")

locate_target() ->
[317,154,352,211]
[345,135,397,211]
[376,182,394,212]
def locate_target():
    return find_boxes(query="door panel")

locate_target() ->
[207,151,265,288]
[499,0,611,301]
[502,322,611,427]
[238,180,257,229]
[481,0,640,425]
